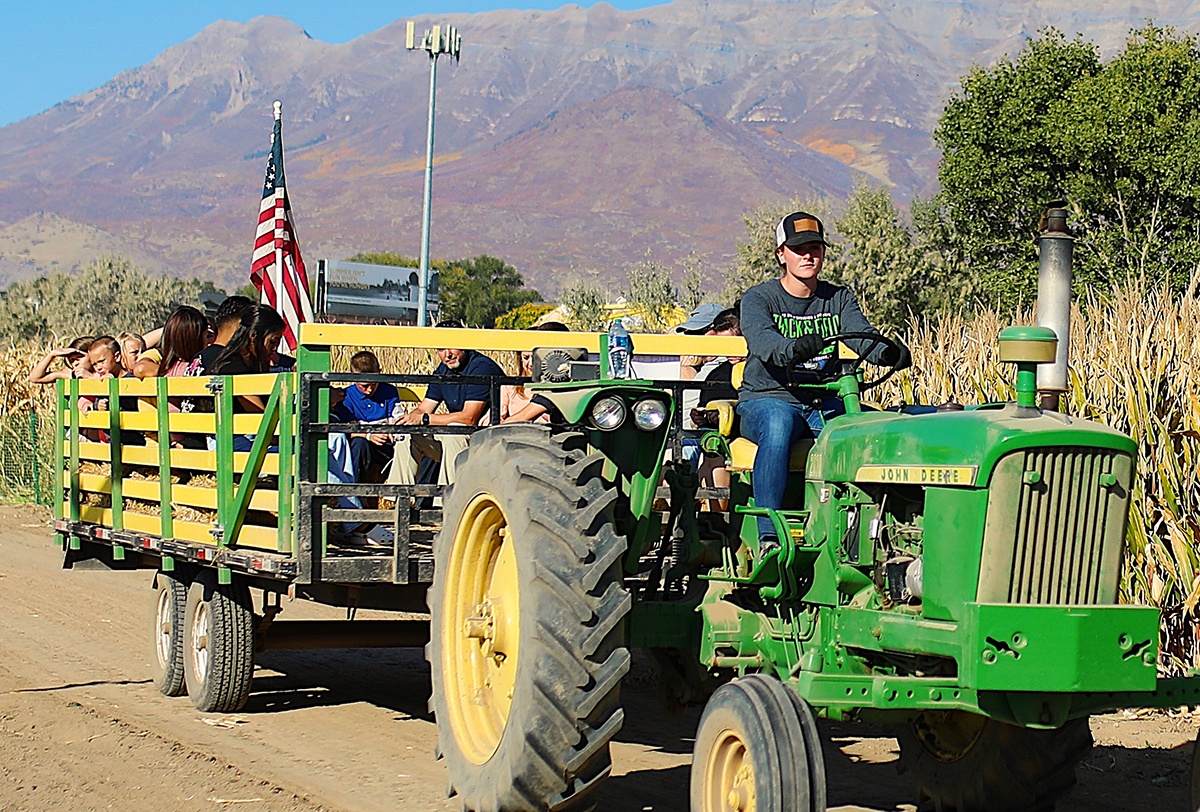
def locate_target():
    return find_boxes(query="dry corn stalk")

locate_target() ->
[82,492,111,508]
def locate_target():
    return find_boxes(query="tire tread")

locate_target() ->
[430,425,631,812]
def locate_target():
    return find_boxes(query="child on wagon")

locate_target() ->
[28,336,95,384]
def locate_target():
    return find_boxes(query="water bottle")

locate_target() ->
[607,320,632,379]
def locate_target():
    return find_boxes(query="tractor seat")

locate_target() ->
[702,362,811,472]
[727,437,813,472]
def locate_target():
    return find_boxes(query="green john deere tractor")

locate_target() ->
[428,324,1200,812]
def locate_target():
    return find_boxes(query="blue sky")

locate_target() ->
[0,0,660,127]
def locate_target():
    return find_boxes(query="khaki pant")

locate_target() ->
[387,428,470,487]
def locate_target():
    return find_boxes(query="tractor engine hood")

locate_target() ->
[808,404,1137,488]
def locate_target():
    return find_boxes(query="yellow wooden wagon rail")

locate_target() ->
[55,325,748,583]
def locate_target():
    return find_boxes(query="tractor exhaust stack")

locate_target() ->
[1035,202,1073,411]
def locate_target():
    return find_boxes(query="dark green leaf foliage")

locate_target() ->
[1056,25,1200,291]
[933,25,1200,306]
[0,255,210,343]
[344,251,450,270]
[439,254,542,328]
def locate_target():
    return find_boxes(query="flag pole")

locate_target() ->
[272,100,285,315]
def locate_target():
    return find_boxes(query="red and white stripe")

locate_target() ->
[250,187,312,353]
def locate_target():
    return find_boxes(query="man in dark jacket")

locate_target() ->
[389,320,504,487]
[738,211,909,549]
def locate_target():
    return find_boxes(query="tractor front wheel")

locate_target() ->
[896,711,1092,812]
[429,425,631,812]
[690,674,826,812]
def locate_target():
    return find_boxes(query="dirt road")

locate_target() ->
[1,503,1196,811]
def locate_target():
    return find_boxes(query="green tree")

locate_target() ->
[561,283,608,332]
[677,252,707,311]
[624,255,677,333]
[933,29,1100,309]
[438,254,542,328]
[0,255,209,342]
[345,251,421,268]
[830,183,972,332]
[1055,25,1200,291]
[932,25,1200,305]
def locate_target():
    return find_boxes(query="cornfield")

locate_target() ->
[4,289,1199,669]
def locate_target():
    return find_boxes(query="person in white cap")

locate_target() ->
[738,211,909,551]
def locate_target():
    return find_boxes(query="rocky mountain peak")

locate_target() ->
[1,0,1197,292]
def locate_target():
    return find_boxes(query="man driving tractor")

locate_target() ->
[738,211,911,551]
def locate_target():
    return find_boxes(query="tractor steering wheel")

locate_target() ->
[786,331,906,392]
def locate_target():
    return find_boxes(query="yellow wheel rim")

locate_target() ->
[442,493,521,765]
[701,728,756,812]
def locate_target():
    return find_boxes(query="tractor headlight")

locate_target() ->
[590,396,626,431]
[632,398,667,431]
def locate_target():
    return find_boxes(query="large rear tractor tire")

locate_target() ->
[149,569,190,697]
[690,674,827,812]
[896,711,1092,812]
[429,425,631,812]
[183,572,255,713]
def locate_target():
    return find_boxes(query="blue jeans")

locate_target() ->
[737,396,843,538]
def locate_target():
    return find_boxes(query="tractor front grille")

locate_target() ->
[977,447,1132,605]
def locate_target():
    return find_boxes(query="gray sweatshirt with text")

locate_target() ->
[739,278,899,403]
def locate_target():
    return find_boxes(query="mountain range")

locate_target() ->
[0,0,1196,295]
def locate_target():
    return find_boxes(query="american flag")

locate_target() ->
[250,103,313,353]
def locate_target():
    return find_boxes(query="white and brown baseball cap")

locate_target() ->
[775,212,829,249]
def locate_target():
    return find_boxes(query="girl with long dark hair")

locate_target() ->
[133,306,210,379]
[160,306,209,377]
[212,304,285,374]
[211,304,286,413]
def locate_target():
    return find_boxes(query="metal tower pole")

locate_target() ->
[407,22,460,327]
[417,53,438,328]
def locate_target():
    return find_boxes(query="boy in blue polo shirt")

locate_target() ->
[333,350,401,479]
[390,320,504,487]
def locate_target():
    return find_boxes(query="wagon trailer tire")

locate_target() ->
[148,570,189,697]
[428,425,631,812]
[182,571,255,713]
[690,674,824,812]
[896,711,1092,812]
